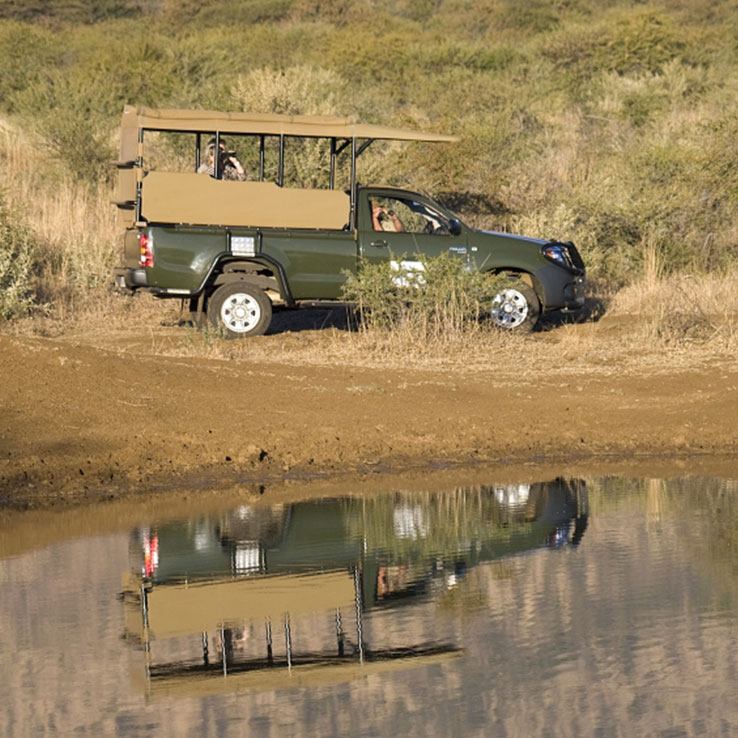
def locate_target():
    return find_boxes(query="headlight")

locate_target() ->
[542,243,574,270]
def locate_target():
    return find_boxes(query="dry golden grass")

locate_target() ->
[23,284,731,384]
[0,117,118,317]
[607,269,738,347]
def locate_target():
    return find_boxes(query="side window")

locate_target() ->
[393,198,428,234]
[369,196,453,235]
[370,196,415,232]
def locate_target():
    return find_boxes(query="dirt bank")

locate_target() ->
[2,311,738,510]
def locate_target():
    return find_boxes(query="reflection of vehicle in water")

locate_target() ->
[122,479,587,697]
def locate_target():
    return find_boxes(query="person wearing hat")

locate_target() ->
[197,137,246,181]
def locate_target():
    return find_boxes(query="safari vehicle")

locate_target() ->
[113,105,585,336]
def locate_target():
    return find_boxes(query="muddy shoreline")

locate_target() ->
[2,331,738,511]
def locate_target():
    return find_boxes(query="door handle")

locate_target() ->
[370,240,388,248]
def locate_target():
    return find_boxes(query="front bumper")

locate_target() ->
[564,276,585,310]
[535,264,586,312]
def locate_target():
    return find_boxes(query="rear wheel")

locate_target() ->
[488,279,540,332]
[207,282,272,338]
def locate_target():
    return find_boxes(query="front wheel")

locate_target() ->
[207,282,272,338]
[488,280,540,332]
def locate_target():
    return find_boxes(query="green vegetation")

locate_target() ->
[1,0,737,320]
[342,487,539,564]
[0,192,39,319]
[342,254,503,339]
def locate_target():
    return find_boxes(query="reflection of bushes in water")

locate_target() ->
[342,482,581,562]
[657,478,738,579]
[587,476,738,598]
[216,504,287,550]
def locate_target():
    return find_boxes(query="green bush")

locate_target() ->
[12,71,118,184]
[499,1,559,33]
[341,253,503,338]
[195,0,294,26]
[0,23,66,111]
[0,0,141,23]
[0,193,40,319]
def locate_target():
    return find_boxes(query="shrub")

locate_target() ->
[0,117,119,316]
[341,253,503,340]
[0,23,63,111]
[499,1,559,34]
[228,65,385,188]
[0,192,41,319]
[12,71,118,184]
[0,0,140,23]
[608,270,738,348]
[195,0,294,26]
[288,0,362,26]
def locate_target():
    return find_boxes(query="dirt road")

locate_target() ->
[2,317,738,509]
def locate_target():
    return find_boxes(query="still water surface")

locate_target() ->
[2,476,738,737]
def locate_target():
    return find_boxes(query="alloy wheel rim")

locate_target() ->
[490,288,529,328]
[220,293,261,333]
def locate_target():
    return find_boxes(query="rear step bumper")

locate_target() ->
[113,267,148,290]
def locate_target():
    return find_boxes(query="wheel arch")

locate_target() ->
[213,261,278,290]
[485,268,545,311]
[189,257,289,325]
[196,256,293,305]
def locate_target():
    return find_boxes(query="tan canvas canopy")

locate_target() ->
[116,104,457,229]
[123,570,356,641]
[122,568,462,699]
[122,104,459,143]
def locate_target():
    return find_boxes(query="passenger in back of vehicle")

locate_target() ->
[197,137,246,181]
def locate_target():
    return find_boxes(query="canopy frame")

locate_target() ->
[118,105,457,230]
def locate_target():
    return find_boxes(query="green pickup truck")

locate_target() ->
[113,106,585,336]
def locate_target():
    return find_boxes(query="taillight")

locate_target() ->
[143,534,158,578]
[139,232,154,268]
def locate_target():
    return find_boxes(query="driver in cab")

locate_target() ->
[371,200,405,232]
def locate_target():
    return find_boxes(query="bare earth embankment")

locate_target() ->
[2,301,738,510]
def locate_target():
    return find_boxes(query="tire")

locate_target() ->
[207,282,272,338]
[488,279,540,332]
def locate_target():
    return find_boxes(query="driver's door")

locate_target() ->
[357,191,420,268]
[357,190,468,269]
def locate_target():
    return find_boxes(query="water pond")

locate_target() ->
[2,475,738,737]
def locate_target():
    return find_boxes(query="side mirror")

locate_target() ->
[448,218,462,237]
